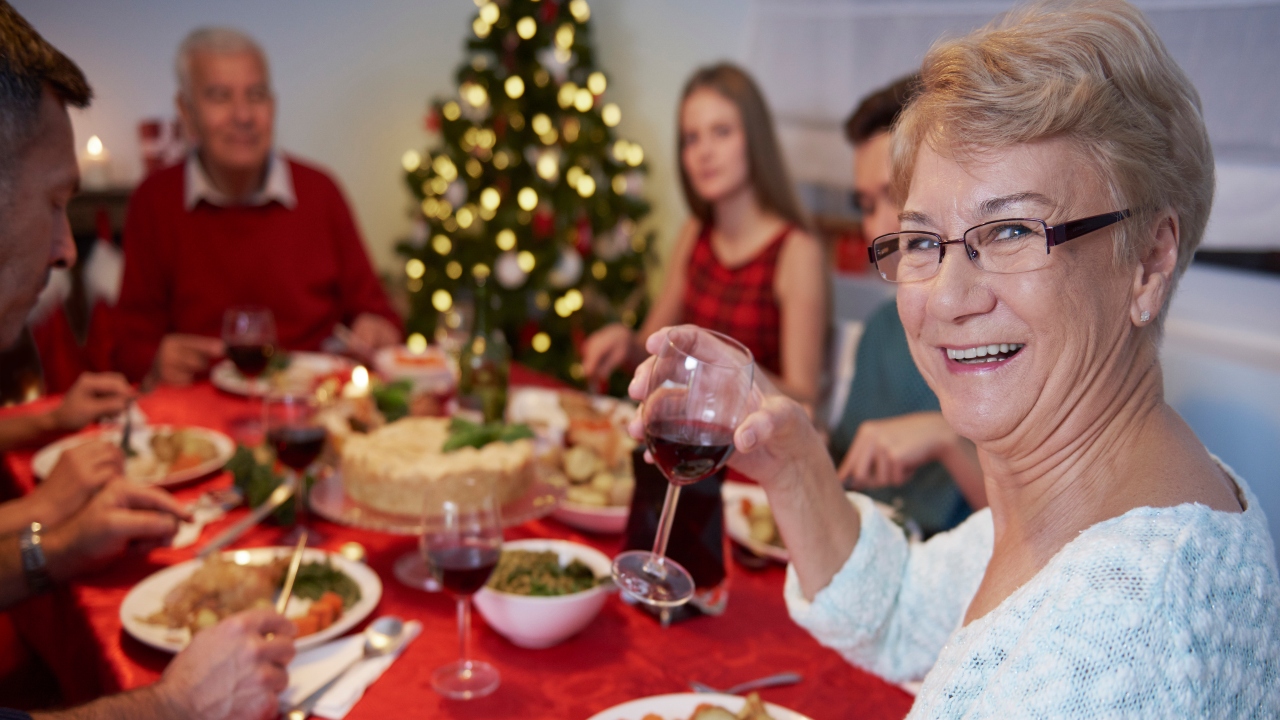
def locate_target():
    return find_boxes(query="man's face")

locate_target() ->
[0,89,78,349]
[853,130,899,241]
[178,50,274,175]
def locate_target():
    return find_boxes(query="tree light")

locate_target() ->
[407,333,428,353]
[405,258,426,279]
[496,228,517,251]
[569,0,590,22]
[576,175,596,197]
[516,16,537,40]
[432,289,453,312]
[532,332,551,353]
[480,187,501,210]
[517,187,538,210]
[401,150,421,172]
[517,250,536,272]
[504,75,525,99]
[587,72,606,95]
[432,234,452,255]
[601,103,621,127]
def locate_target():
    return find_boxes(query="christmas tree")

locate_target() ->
[397,0,653,391]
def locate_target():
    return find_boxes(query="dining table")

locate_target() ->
[0,368,914,719]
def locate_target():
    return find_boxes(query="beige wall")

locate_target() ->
[16,0,750,275]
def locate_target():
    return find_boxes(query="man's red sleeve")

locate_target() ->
[324,179,402,331]
[112,184,172,382]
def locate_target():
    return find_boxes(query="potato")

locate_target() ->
[565,485,608,507]
[563,446,603,483]
[749,517,777,545]
[608,477,635,507]
[691,708,737,720]
[589,471,615,492]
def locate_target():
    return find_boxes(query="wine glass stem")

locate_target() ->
[456,596,471,667]
[645,483,683,577]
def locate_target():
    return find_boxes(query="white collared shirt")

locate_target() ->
[183,150,297,210]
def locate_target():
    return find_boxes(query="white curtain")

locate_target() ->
[744,0,1280,250]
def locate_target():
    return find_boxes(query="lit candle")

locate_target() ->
[344,365,370,398]
[81,135,111,189]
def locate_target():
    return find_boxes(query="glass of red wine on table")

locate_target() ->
[265,392,327,546]
[612,327,755,607]
[422,476,502,700]
[222,306,277,443]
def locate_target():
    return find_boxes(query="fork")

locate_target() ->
[172,488,243,548]
[690,671,802,695]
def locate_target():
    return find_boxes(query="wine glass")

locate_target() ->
[223,306,277,442]
[435,298,474,370]
[264,392,326,546]
[422,476,502,699]
[612,327,754,607]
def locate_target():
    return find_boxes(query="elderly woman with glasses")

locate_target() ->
[628,1,1278,715]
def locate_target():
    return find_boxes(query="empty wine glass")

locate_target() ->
[422,476,502,699]
[264,391,326,546]
[612,327,754,607]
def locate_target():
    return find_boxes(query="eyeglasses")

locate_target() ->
[867,209,1131,283]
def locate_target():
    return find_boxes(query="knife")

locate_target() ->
[197,481,294,557]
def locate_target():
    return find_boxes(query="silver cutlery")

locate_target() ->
[276,531,309,614]
[196,481,294,557]
[690,671,802,695]
[285,616,408,720]
[171,488,242,548]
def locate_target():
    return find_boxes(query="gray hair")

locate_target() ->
[175,27,269,100]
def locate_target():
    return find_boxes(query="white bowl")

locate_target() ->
[474,538,613,648]
[552,502,629,534]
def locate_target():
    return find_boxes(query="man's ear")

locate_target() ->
[1130,208,1179,326]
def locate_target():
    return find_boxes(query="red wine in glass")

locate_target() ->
[268,426,326,471]
[226,343,275,378]
[428,542,501,596]
[646,420,736,485]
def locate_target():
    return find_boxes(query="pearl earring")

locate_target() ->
[1140,310,1151,323]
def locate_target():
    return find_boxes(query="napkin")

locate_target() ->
[279,618,421,720]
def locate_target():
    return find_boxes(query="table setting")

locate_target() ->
[0,346,915,719]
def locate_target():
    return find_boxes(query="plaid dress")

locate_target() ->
[681,223,789,375]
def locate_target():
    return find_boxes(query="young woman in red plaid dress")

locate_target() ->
[583,64,828,410]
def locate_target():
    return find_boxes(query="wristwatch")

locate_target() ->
[18,522,53,595]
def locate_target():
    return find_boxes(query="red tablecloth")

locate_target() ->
[1,372,913,719]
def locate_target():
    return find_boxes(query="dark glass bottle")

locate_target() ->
[457,283,510,423]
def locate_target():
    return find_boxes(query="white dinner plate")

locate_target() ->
[586,692,813,720]
[722,481,790,563]
[211,351,355,396]
[552,502,629,534]
[120,547,381,654]
[32,425,234,488]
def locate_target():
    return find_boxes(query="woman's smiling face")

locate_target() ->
[895,139,1139,448]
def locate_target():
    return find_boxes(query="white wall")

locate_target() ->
[15,0,752,273]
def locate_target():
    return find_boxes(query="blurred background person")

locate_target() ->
[831,75,985,536]
[582,63,827,412]
[113,27,401,386]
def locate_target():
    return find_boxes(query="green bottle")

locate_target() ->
[457,282,510,423]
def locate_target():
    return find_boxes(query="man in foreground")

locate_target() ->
[0,4,294,718]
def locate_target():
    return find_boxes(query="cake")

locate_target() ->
[340,417,532,517]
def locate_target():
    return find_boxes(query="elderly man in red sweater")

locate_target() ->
[114,27,401,385]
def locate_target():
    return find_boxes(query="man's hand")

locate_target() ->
[49,373,135,431]
[348,313,401,356]
[154,334,225,386]
[30,440,123,527]
[582,323,634,383]
[154,608,297,720]
[43,480,190,581]
[837,411,959,490]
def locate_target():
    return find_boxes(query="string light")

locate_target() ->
[430,176,449,195]
[602,103,621,127]
[517,250,536,272]
[612,139,630,163]
[531,113,552,135]
[456,206,475,228]
[421,198,438,216]
[466,158,482,177]
[496,229,517,250]
[402,150,422,172]
[472,263,491,280]
[517,187,538,210]
[612,174,627,194]
[463,83,488,107]
[532,332,551,353]
[480,187,500,211]
[626,144,644,166]
[587,72,606,95]
[504,75,525,99]
[536,152,559,180]
[569,0,590,22]
[432,289,453,312]
[432,234,452,255]
[436,200,453,218]
[555,24,575,50]
[493,151,510,169]
[446,261,463,279]
[557,82,578,109]
[592,260,607,279]
[562,117,580,143]
[540,129,558,145]
[405,258,426,279]
[574,88,594,112]
[566,166,584,188]
[433,155,457,181]
[478,2,499,24]
[407,333,428,353]
[442,102,461,121]
[516,17,537,39]
[535,291,551,310]
[473,17,491,38]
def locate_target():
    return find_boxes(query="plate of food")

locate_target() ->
[722,481,789,563]
[510,388,636,534]
[120,546,381,653]
[586,692,811,720]
[211,351,355,397]
[32,425,234,488]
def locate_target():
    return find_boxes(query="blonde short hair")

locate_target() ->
[892,0,1213,303]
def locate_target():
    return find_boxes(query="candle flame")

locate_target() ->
[86,135,104,157]
[351,365,369,390]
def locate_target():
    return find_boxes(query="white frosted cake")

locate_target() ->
[340,417,532,516]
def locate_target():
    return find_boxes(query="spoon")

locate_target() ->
[689,671,802,696]
[286,616,407,720]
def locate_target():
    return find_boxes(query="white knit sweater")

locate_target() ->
[785,465,1280,718]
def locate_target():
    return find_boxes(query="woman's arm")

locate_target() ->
[772,229,829,411]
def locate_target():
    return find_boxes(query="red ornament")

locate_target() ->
[518,321,539,350]
[576,216,593,255]
[425,108,441,133]
[541,1,558,24]
[493,113,507,142]
[532,207,555,239]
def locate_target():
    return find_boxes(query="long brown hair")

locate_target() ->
[678,63,807,230]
